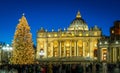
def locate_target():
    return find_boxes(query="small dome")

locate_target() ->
[93,25,100,31]
[39,27,45,32]
[68,11,88,31]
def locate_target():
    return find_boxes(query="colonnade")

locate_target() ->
[41,39,97,60]
[109,47,120,63]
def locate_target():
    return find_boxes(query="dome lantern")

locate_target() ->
[68,11,89,31]
[76,11,81,18]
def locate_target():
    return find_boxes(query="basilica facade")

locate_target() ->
[36,11,102,62]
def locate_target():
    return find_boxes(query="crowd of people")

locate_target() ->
[0,62,120,73]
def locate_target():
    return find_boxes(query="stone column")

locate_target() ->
[82,40,83,56]
[100,48,102,62]
[89,40,92,58]
[51,42,54,57]
[70,40,72,57]
[77,41,79,56]
[64,41,66,57]
[83,42,85,57]
[107,47,108,62]
[116,47,118,62]
[114,47,117,62]
[113,48,115,62]
[87,39,90,58]
[111,48,113,63]
[44,41,47,57]
[45,40,48,58]
[74,40,77,56]
[59,41,62,58]
[119,47,120,61]
[100,49,102,62]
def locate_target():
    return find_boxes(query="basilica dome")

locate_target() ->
[68,11,89,31]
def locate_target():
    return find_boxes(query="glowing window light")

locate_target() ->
[94,44,97,47]
[72,33,74,36]
[48,34,51,37]
[104,41,108,44]
[86,34,88,36]
[79,33,82,36]
[54,34,57,37]
[115,41,119,44]
[112,30,114,33]
[62,33,64,36]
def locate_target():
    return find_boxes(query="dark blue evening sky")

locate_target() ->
[0,0,120,45]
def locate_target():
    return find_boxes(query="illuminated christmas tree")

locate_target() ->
[10,14,35,65]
